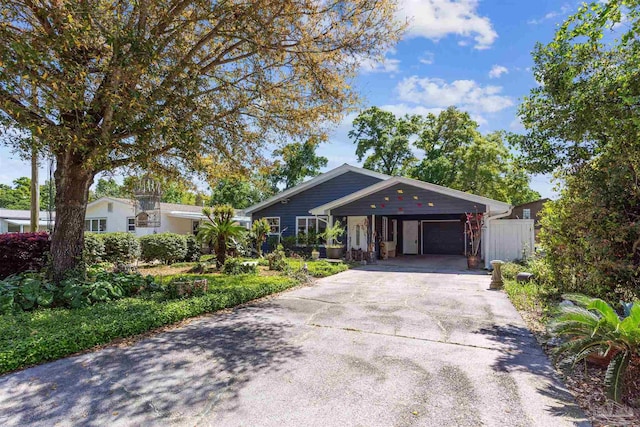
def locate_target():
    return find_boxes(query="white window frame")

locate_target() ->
[296,216,328,246]
[265,217,281,235]
[522,208,531,220]
[85,218,107,233]
[126,217,136,233]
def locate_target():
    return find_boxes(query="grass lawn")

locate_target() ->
[0,274,298,375]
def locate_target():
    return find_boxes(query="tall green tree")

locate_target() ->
[0,0,402,279]
[0,177,57,210]
[270,138,328,190]
[516,1,640,301]
[91,178,125,201]
[349,106,420,175]
[209,176,270,209]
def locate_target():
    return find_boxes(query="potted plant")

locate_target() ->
[321,220,346,259]
[306,230,321,260]
[464,212,483,269]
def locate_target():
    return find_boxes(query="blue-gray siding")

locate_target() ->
[331,183,486,216]
[252,171,383,237]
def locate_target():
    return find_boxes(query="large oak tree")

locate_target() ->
[0,0,402,279]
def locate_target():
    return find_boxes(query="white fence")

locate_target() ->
[485,219,535,265]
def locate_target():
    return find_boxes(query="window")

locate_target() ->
[522,208,531,220]
[85,218,107,232]
[296,216,328,245]
[127,217,136,232]
[107,202,113,213]
[265,217,280,235]
[7,223,20,233]
[192,220,200,235]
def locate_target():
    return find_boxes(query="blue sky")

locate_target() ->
[0,0,577,198]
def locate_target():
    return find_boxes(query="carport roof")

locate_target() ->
[309,176,512,216]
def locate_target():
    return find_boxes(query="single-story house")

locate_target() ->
[0,197,250,237]
[245,164,534,268]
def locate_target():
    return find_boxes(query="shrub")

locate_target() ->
[0,232,50,279]
[101,232,140,263]
[184,235,201,262]
[84,233,106,264]
[266,245,287,271]
[0,273,55,314]
[501,262,523,281]
[304,260,349,278]
[549,294,640,402]
[139,233,188,264]
[0,275,299,373]
[222,257,258,275]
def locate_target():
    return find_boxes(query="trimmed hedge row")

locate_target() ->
[84,232,201,264]
[0,232,50,279]
[0,274,298,374]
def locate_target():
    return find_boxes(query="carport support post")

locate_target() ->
[490,260,504,290]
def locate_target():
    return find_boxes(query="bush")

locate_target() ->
[222,257,258,275]
[0,273,55,314]
[84,233,106,264]
[101,232,140,263]
[0,232,50,279]
[184,235,201,262]
[139,233,188,264]
[0,275,299,373]
[304,260,349,278]
[266,245,287,271]
[501,262,523,281]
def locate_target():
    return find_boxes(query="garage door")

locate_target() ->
[422,221,464,255]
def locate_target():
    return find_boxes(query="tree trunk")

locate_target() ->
[50,152,94,282]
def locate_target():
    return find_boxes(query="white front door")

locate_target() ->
[348,216,368,251]
[403,220,419,254]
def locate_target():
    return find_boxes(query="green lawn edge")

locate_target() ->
[0,274,299,375]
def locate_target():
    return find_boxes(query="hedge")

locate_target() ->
[0,232,50,279]
[139,233,188,264]
[83,233,106,264]
[101,232,140,263]
[0,274,298,374]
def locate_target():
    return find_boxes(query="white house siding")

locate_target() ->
[484,219,535,267]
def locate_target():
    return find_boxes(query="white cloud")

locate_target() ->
[488,65,508,79]
[398,0,498,50]
[396,76,514,114]
[419,51,435,65]
[357,56,401,74]
[527,4,571,25]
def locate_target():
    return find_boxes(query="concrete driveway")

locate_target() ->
[0,266,588,427]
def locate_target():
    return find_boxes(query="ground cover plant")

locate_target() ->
[0,274,298,374]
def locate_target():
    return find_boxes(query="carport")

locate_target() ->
[310,176,520,268]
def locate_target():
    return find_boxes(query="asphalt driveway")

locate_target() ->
[0,266,589,426]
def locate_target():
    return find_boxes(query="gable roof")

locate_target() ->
[243,164,390,214]
[309,176,512,216]
[86,197,248,219]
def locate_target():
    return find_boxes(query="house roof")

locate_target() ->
[0,209,55,220]
[243,164,390,214]
[309,176,512,216]
[87,197,247,219]
[512,198,550,209]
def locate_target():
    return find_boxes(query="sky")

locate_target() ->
[0,0,578,199]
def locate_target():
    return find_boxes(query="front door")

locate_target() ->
[348,216,368,251]
[403,220,419,254]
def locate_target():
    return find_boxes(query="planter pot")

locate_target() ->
[467,255,481,269]
[326,246,344,259]
[587,350,619,367]
[311,250,320,260]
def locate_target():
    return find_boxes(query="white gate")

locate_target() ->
[485,219,535,264]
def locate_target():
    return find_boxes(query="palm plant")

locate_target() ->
[197,205,246,268]
[549,294,640,402]
[251,218,271,257]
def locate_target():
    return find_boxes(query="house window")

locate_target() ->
[522,208,531,220]
[7,223,20,233]
[192,220,200,235]
[127,217,136,232]
[265,217,280,235]
[107,202,113,213]
[296,216,328,245]
[85,218,107,233]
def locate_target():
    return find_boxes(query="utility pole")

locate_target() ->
[30,145,39,232]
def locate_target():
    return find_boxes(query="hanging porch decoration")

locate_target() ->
[133,176,162,228]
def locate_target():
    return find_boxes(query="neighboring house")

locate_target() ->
[0,197,249,236]
[0,209,55,233]
[245,164,535,267]
[508,198,550,240]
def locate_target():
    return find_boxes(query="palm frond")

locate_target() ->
[605,351,631,403]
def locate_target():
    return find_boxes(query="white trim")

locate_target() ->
[295,215,328,245]
[264,216,281,235]
[85,217,107,233]
[126,216,136,233]
[87,196,132,210]
[309,176,511,216]
[244,164,390,214]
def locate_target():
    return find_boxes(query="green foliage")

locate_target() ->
[0,275,299,373]
[349,106,420,175]
[83,233,106,264]
[0,177,56,211]
[198,205,246,267]
[549,294,640,402]
[163,277,209,299]
[0,274,55,314]
[209,176,270,209]
[270,137,328,189]
[184,235,201,262]
[321,220,345,247]
[251,218,271,257]
[100,233,140,263]
[139,233,188,264]
[267,245,288,271]
[500,262,523,281]
[302,260,349,278]
[222,258,258,275]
